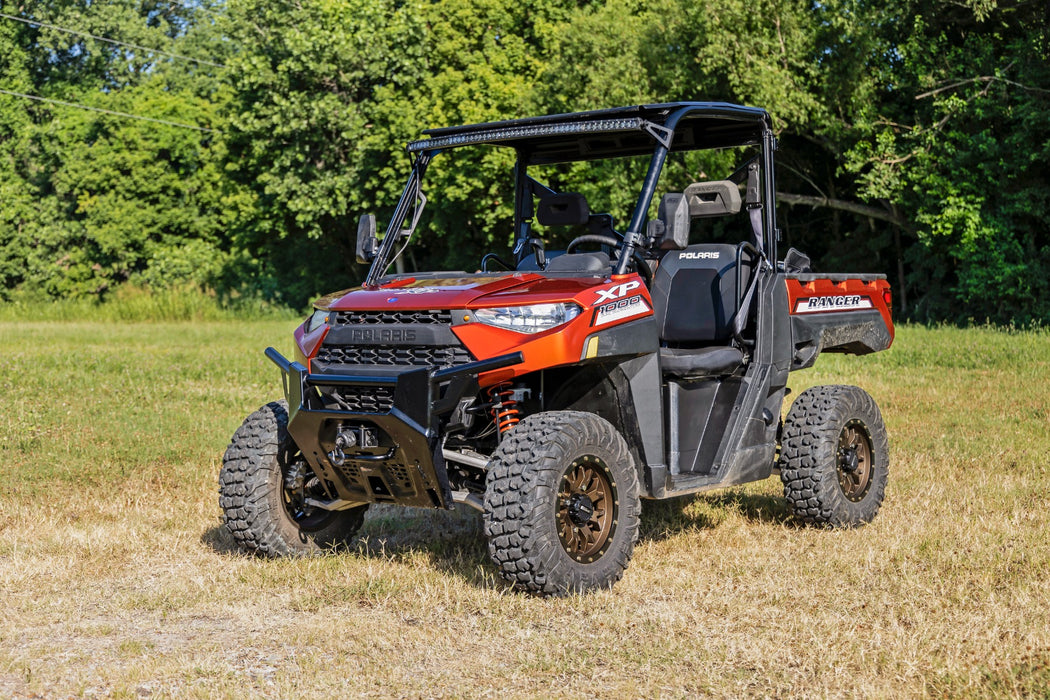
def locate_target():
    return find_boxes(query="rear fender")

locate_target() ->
[785,275,894,370]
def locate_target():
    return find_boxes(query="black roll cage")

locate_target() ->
[366,102,779,286]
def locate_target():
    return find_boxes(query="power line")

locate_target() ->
[0,12,226,69]
[0,88,215,133]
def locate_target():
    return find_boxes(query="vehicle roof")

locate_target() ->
[407,102,771,164]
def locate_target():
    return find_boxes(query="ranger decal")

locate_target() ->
[794,295,874,314]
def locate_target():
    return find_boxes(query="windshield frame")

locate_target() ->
[366,102,778,284]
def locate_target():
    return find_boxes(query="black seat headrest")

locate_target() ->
[537,193,590,226]
[683,181,742,218]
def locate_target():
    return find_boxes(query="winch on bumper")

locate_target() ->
[265,347,522,510]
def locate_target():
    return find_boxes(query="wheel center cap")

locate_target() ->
[840,446,859,473]
[567,493,595,526]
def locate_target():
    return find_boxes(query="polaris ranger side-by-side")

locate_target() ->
[219,102,893,595]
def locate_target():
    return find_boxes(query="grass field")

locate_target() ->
[1,320,1048,698]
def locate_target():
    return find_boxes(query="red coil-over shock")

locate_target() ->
[488,383,522,434]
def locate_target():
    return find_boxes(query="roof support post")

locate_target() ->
[616,108,696,276]
[366,152,432,286]
[512,154,531,259]
[615,143,669,276]
[761,128,778,263]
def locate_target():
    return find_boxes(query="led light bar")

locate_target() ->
[407,117,645,153]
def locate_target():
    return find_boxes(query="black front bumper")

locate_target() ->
[265,347,522,509]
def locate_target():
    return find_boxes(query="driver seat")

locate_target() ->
[518,193,613,274]
[537,192,589,227]
[650,242,755,379]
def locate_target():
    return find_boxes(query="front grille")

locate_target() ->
[332,385,395,413]
[331,310,452,325]
[316,344,473,368]
[316,308,474,371]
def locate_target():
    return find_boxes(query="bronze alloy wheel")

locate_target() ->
[557,455,618,563]
[484,411,641,595]
[779,385,888,527]
[837,419,874,502]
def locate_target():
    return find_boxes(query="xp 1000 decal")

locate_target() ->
[592,294,651,326]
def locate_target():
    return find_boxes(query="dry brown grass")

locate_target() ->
[1,321,1048,698]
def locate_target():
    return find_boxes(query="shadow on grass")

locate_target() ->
[200,524,245,556]
[200,504,502,590]
[352,504,497,589]
[202,487,793,590]
[638,488,793,543]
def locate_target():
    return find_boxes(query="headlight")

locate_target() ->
[474,303,582,334]
[304,308,329,333]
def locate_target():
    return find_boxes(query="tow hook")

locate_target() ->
[327,430,356,467]
[327,426,380,466]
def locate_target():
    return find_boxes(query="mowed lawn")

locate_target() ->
[1,321,1048,698]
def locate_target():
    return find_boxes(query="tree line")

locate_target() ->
[0,0,1046,323]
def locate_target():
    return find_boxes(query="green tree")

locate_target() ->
[2,0,1046,324]
[220,0,582,297]
[0,6,50,296]
[0,0,233,300]
[841,0,1050,322]
[219,0,429,302]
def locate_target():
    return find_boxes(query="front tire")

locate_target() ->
[219,400,367,556]
[483,411,641,595]
[779,385,889,527]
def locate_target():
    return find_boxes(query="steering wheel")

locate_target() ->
[481,253,513,272]
[565,235,652,288]
[566,234,620,254]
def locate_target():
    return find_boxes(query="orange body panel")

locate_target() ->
[785,277,895,344]
[455,272,653,387]
[295,323,328,370]
[296,272,655,382]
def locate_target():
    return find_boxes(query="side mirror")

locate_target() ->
[355,214,377,264]
[655,193,690,250]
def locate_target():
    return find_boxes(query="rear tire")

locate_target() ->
[483,411,641,595]
[779,385,889,527]
[219,400,367,556]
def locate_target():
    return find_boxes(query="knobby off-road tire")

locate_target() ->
[483,411,641,596]
[779,385,889,527]
[219,400,367,556]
